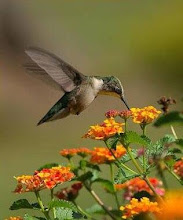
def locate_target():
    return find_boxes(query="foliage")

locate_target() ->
[8,105,183,220]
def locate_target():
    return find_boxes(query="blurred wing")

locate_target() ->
[24,47,86,92]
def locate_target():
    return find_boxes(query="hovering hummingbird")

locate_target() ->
[25,47,130,125]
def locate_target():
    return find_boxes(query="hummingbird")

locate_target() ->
[25,47,130,125]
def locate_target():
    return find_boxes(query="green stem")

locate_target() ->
[72,201,97,220]
[84,183,116,220]
[165,163,183,185]
[109,163,120,209]
[51,188,56,219]
[105,141,138,175]
[170,125,178,139]
[126,146,143,174]
[124,119,127,132]
[142,124,147,173]
[126,146,164,203]
[35,191,51,220]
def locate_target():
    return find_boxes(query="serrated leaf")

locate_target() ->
[176,139,183,147]
[10,199,33,210]
[37,163,59,171]
[120,149,137,163]
[169,148,182,154]
[120,131,149,147]
[49,200,78,212]
[154,111,183,127]
[55,207,73,220]
[77,171,93,182]
[114,168,140,184]
[93,178,115,193]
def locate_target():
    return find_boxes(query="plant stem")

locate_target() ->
[105,141,138,175]
[51,188,56,219]
[126,146,164,203]
[84,183,116,220]
[35,191,51,220]
[165,163,183,185]
[170,125,178,139]
[72,201,97,220]
[126,146,143,174]
[109,163,120,209]
[142,124,146,173]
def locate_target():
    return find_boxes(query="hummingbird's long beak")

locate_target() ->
[121,97,130,110]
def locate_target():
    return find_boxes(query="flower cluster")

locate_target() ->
[14,166,74,193]
[83,118,123,140]
[173,158,183,179]
[105,110,132,120]
[131,106,161,124]
[4,217,23,220]
[60,147,92,159]
[90,145,126,164]
[120,197,161,219]
[55,182,83,201]
[115,177,164,200]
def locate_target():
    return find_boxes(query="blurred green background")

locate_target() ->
[1,0,183,218]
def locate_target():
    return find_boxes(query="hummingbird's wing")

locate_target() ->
[24,47,86,92]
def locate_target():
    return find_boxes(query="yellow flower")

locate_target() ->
[120,197,161,219]
[90,145,126,164]
[83,118,124,140]
[14,166,75,193]
[131,106,161,124]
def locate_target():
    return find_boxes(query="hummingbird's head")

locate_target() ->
[101,76,130,110]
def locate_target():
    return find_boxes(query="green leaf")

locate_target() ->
[176,139,183,147]
[120,131,149,147]
[37,163,59,171]
[114,168,140,184]
[10,199,33,210]
[55,207,73,220]
[120,149,137,163]
[77,171,93,182]
[93,178,115,193]
[49,200,78,212]
[154,111,183,127]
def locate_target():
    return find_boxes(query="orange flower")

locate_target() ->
[60,148,92,158]
[115,177,164,200]
[120,197,161,219]
[14,166,74,193]
[90,145,126,164]
[60,149,78,158]
[76,147,92,157]
[4,217,23,220]
[157,190,183,220]
[173,158,183,179]
[83,118,124,140]
[36,166,75,189]
[131,106,161,124]
[14,175,44,193]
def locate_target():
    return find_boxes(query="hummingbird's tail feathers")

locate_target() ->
[37,94,70,125]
